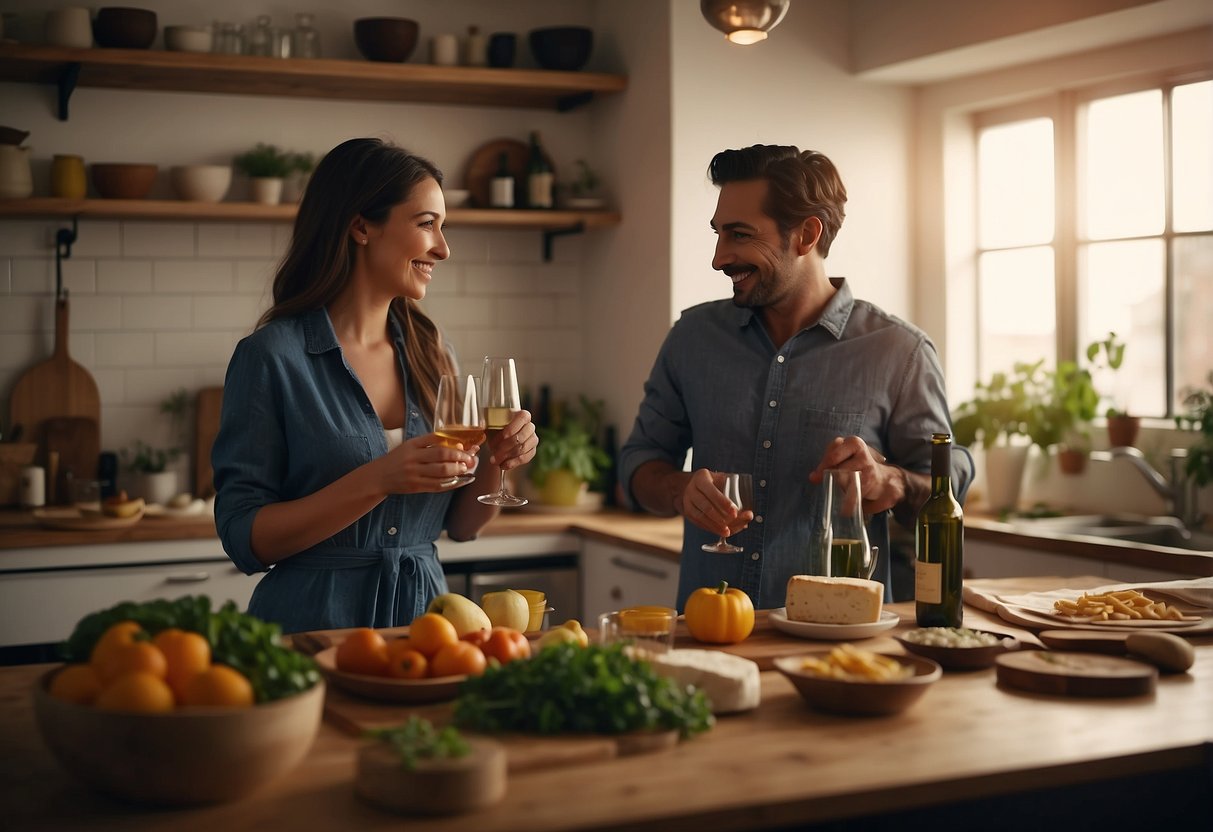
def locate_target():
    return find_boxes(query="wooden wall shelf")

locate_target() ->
[0,43,627,118]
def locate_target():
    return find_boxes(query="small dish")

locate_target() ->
[313,646,466,703]
[774,652,941,716]
[768,608,899,640]
[894,628,1019,670]
[443,188,470,208]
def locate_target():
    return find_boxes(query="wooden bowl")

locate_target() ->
[354,18,419,63]
[528,26,593,71]
[356,737,507,815]
[773,653,941,716]
[33,667,325,806]
[894,629,1019,671]
[92,163,158,199]
[93,7,158,49]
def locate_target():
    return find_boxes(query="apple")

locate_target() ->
[480,589,530,631]
[426,592,491,637]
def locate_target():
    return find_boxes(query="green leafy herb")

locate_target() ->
[366,717,471,771]
[453,642,714,739]
[60,595,320,703]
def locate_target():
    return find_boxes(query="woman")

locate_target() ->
[212,138,538,633]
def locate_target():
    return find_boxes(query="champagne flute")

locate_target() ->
[701,472,753,553]
[433,373,485,488]
[477,356,528,507]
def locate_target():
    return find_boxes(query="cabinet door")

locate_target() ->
[581,540,679,623]
[0,562,263,647]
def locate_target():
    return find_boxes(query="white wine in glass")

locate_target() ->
[478,356,528,507]
[433,374,485,488]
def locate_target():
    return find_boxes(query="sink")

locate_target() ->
[1011,514,1213,553]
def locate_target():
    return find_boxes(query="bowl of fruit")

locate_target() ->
[34,596,323,806]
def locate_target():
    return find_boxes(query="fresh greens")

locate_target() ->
[60,595,319,703]
[453,642,714,739]
[366,717,470,771]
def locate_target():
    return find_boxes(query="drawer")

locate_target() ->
[581,540,679,623]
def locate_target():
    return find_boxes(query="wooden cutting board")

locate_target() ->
[193,387,223,498]
[9,297,100,462]
[995,651,1157,697]
[42,416,99,505]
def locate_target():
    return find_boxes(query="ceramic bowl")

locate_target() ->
[528,26,593,71]
[773,652,941,716]
[33,668,325,805]
[354,18,419,63]
[171,165,232,202]
[443,188,470,208]
[894,628,1019,671]
[164,24,213,53]
[93,7,158,49]
[91,162,158,199]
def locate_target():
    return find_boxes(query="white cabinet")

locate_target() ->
[581,539,679,623]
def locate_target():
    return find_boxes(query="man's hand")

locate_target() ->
[809,435,907,516]
[680,468,754,538]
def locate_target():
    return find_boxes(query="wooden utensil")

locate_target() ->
[42,416,99,505]
[995,651,1156,697]
[194,386,223,498]
[8,297,100,465]
[1037,629,1129,655]
[463,138,555,208]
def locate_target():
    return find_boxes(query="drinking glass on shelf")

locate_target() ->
[477,356,528,507]
[701,472,753,553]
[432,373,485,489]
[810,469,876,579]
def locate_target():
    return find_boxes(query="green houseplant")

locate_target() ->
[529,395,611,506]
[1087,331,1139,447]
[121,388,188,504]
[233,143,294,205]
[1176,370,1213,488]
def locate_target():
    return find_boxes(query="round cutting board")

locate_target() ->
[995,651,1156,697]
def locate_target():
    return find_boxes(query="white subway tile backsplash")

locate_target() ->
[97,260,153,294]
[499,297,555,325]
[71,221,122,258]
[153,260,234,294]
[0,259,10,293]
[69,296,124,332]
[63,331,96,365]
[0,332,42,370]
[464,264,579,296]
[96,332,156,367]
[526,329,582,359]
[122,223,195,257]
[235,259,276,294]
[447,229,490,264]
[10,259,54,294]
[0,295,51,332]
[91,367,125,405]
[456,330,531,364]
[191,295,263,331]
[124,369,201,405]
[198,224,276,258]
[155,331,238,367]
[481,230,545,264]
[423,295,495,329]
[122,296,192,330]
[0,221,53,257]
[62,259,98,295]
[426,266,461,296]
[270,224,294,257]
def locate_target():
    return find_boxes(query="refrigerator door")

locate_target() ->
[469,567,580,624]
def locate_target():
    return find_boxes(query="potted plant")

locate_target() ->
[528,395,611,507]
[1176,370,1213,488]
[233,143,294,205]
[1087,331,1138,447]
[563,159,605,209]
[120,388,189,505]
[1030,360,1101,475]
[283,150,316,204]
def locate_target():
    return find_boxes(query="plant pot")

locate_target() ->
[982,445,1030,513]
[1057,447,1087,475]
[249,177,284,205]
[1106,415,1140,448]
[537,469,587,506]
[136,470,178,506]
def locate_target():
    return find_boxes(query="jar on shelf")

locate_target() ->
[247,15,273,57]
[291,13,320,59]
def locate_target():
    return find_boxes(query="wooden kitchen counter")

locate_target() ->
[2,576,1211,831]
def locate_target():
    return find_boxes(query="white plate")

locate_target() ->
[769,608,900,640]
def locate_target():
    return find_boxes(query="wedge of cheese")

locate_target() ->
[785,575,883,625]
[647,649,760,714]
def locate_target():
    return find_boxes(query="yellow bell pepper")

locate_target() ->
[684,580,754,644]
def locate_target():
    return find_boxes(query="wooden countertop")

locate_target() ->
[2,576,1211,830]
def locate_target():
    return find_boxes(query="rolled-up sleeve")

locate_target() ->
[618,328,692,509]
[213,337,286,575]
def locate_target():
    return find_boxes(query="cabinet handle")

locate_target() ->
[610,586,623,601]
[609,556,668,580]
[165,572,211,584]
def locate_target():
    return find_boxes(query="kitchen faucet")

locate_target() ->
[1088,446,1205,528]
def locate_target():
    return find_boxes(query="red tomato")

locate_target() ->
[430,641,487,678]
[482,626,532,665]
[460,628,491,648]
[385,640,428,679]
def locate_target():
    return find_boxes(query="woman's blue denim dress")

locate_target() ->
[213,307,453,633]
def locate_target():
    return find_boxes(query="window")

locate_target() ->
[971,76,1213,417]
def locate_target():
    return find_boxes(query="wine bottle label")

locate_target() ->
[915,560,942,603]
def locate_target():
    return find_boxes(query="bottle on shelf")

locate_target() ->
[490,152,514,208]
[247,15,273,57]
[464,25,487,66]
[291,13,321,59]
[915,433,965,627]
[526,131,554,209]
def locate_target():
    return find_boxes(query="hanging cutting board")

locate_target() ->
[9,297,100,460]
[43,416,100,505]
[193,386,223,498]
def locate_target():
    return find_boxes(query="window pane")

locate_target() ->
[978,247,1055,379]
[1175,234,1213,411]
[1083,90,1164,240]
[1173,81,1213,233]
[1079,239,1165,416]
[978,119,1054,249]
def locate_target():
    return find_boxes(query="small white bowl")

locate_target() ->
[444,188,470,208]
[164,25,213,53]
[171,165,232,203]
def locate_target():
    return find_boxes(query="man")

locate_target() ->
[619,144,973,610]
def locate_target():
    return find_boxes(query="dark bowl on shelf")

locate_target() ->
[528,26,593,71]
[92,163,158,199]
[93,7,158,49]
[354,18,419,63]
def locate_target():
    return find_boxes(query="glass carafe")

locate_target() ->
[291,13,320,59]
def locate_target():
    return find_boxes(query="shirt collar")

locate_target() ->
[304,305,409,355]
[730,276,854,339]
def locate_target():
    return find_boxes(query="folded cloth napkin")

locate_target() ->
[965,577,1213,615]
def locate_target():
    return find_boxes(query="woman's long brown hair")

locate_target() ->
[258,138,454,418]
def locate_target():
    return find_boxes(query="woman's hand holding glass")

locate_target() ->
[432,374,486,488]
[478,357,534,507]
[380,433,479,494]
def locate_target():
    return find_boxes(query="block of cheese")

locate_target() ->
[784,575,883,624]
[647,649,760,714]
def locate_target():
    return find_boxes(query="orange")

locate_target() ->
[385,640,428,679]
[153,628,212,700]
[335,627,390,676]
[95,640,167,685]
[180,664,255,708]
[407,613,459,659]
[430,640,487,678]
[89,620,143,669]
[95,671,175,713]
[48,664,102,705]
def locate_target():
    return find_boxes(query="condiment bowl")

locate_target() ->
[171,164,232,202]
[354,18,419,63]
[93,7,158,49]
[443,188,470,208]
[528,26,593,71]
[895,628,1019,671]
[773,652,941,716]
[91,162,158,199]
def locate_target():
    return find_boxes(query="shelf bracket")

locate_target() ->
[55,216,79,300]
[542,222,584,261]
[56,62,82,121]
[556,91,594,113]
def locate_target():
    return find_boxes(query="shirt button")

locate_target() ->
[776,355,786,363]
[759,479,767,487]
[751,552,761,561]
[755,515,764,523]
[762,440,772,449]
[768,400,777,408]
[387,527,398,535]
[410,411,418,418]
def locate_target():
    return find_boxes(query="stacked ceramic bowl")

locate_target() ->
[171,165,232,203]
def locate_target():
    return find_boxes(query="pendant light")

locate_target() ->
[700,0,790,45]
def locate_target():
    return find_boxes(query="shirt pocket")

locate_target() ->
[796,407,865,524]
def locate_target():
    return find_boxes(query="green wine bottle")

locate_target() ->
[915,433,964,627]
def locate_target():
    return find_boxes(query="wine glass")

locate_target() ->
[812,469,876,579]
[477,356,528,507]
[432,374,485,488]
[701,472,753,553]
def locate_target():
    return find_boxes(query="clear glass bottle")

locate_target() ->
[247,15,273,57]
[228,23,246,56]
[291,13,320,59]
